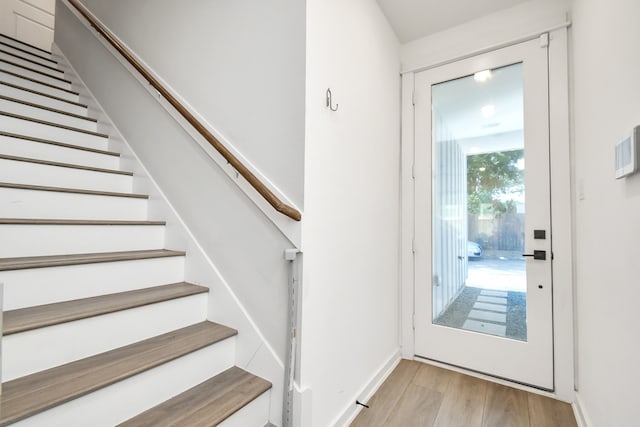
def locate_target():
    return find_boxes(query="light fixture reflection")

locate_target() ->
[474,69,493,82]
[481,104,495,117]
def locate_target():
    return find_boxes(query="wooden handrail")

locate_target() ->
[67,0,301,221]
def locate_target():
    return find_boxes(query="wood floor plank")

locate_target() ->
[481,382,530,427]
[350,359,421,426]
[3,282,207,334]
[432,372,487,427]
[412,362,452,393]
[0,322,237,425]
[118,367,271,427]
[383,383,443,427]
[352,360,578,427]
[528,394,577,427]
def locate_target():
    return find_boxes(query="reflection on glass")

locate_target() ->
[431,63,527,341]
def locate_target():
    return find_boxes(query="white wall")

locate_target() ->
[77,0,306,209]
[401,0,569,73]
[570,0,640,425]
[299,1,401,425]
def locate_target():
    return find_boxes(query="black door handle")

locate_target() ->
[523,250,546,260]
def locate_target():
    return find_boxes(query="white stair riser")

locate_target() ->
[3,293,208,381]
[218,391,270,427]
[0,83,87,116]
[0,97,96,131]
[0,187,147,221]
[0,37,55,61]
[0,134,119,169]
[0,71,78,102]
[0,115,107,150]
[0,158,132,193]
[0,224,165,257]
[2,257,186,310]
[0,61,72,90]
[10,338,236,427]
[0,52,62,77]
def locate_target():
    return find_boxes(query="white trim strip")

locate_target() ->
[401,22,571,75]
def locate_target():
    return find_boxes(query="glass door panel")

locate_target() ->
[431,63,528,342]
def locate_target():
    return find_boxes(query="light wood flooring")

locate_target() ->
[351,360,577,427]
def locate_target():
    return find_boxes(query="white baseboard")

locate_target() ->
[332,350,402,427]
[573,392,591,427]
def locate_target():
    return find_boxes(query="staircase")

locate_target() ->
[0,34,273,426]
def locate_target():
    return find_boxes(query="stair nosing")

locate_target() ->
[0,69,76,95]
[0,153,132,176]
[0,321,237,426]
[0,49,63,74]
[0,218,166,226]
[0,111,108,138]
[0,131,119,157]
[0,81,87,108]
[3,282,208,335]
[0,34,53,56]
[0,58,72,84]
[0,181,147,200]
[0,94,97,122]
[118,367,272,426]
[0,249,185,272]
[0,40,57,64]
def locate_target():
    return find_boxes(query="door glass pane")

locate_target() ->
[431,63,527,342]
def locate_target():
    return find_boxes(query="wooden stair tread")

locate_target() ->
[118,367,271,427]
[0,249,185,271]
[0,182,147,199]
[0,58,71,84]
[0,34,53,56]
[0,111,107,138]
[0,153,132,176]
[4,282,208,335]
[0,81,87,108]
[0,218,165,225]
[0,41,56,65]
[0,94,97,122]
[0,321,238,426]
[0,131,119,156]
[0,49,62,74]
[0,69,75,94]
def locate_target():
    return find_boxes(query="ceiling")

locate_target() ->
[376,0,529,43]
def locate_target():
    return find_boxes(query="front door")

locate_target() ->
[413,36,553,389]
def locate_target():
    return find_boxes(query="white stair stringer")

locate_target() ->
[0,132,119,170]
[3,292,208,381]
[0,156,132,193]
[0,82,88,116]
[10,337,237,427]
[0,96,97,131]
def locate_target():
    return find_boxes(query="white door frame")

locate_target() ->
[400,27,574,401]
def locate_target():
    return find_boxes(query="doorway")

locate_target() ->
[413,37,553,389]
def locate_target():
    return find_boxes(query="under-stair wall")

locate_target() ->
[50,0,300,423]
